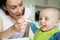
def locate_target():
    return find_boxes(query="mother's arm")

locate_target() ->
[0,17,3,32]
[0,25,16,39]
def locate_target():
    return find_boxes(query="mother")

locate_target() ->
[0,0,29,39]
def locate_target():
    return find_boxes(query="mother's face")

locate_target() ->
[4,0,24,19]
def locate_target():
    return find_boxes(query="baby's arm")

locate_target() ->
[49,32,60,40]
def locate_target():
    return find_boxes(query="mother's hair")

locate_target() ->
[0,0,25,15]
[0,0,7,8]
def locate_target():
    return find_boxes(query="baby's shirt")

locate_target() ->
[33,28,60,40]
[49,32,60,40]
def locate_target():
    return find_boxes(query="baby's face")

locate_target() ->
[39,9,57,32]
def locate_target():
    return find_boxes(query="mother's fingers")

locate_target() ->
[14,21,27,32]
[14,24,25,32]
[17,18,26,23]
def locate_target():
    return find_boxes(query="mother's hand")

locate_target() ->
[14,16,28,32]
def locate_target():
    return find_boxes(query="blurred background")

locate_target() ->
[23,0,60,22]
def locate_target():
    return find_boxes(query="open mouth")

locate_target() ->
[16,14,21,16]
[16,14,22,18]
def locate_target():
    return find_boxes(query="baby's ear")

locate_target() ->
[55,20,60,25]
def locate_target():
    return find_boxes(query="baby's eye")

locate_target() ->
[39,18,42,20]
[45,18,48,21]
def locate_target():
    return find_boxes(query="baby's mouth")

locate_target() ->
[40,25,46,29]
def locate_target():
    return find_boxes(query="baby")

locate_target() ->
[33,7,60,40]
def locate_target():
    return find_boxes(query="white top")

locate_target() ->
[0,9,26,38]
[0,8,34,39]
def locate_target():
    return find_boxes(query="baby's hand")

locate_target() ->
[14,17,28,32]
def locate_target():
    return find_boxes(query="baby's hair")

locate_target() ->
[41,7,60,20]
